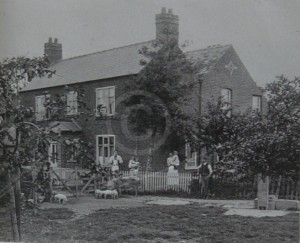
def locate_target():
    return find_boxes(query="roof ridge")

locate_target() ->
[56,40,154,63]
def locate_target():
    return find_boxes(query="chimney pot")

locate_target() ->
[162,7,166,13]
[44,38,62,63]
[155,8,179,45]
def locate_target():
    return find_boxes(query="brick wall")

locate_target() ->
[20,76,154,170]
[20,47,267,171]
[201,46,267,114]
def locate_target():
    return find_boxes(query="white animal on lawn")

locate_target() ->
[111,189,118,199]
[107,176,141,197]
[95,189,118,199]
[54,193,68,204]
[95,189,103,199]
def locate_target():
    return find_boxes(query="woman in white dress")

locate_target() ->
[167,151,180,187]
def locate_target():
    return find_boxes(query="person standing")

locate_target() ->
[197,155,213,198]
[109,151,123,177]
[172,151,180,170]
[128,156,140,177]
[167,151,180,187]
[167,152,173,169]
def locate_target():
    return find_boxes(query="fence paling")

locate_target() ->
[51,168,300,199]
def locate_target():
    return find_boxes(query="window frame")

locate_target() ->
[48,141,58,167]
[252,95,262,113]
[96,135,115,165]
[184,143,198,170]
[95,86,115,117]
[221,88,232,116]
[35,94,50,121]
[66,91,78,116]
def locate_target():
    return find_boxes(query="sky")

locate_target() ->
[0,0,299,87]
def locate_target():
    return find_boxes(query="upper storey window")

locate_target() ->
[67,91,78,116]
[35,94,50,121]
[96,86,115,116]
[252,95,262,113]
[221,88,232,116]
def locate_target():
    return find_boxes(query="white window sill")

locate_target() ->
[185,165,198,170]
[95,113,115,118]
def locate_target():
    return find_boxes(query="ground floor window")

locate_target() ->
[48,141,59,167]
[96,135,115,165]
[185,143,198,170]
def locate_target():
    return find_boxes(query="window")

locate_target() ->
[221,88,232,116]
[35,94,50,121]
[96,135,115,165]
[48,141,58,167]
[252,95,262,113]
[96,86,115,116]
[185,143,198,169]
[67,91,78,115]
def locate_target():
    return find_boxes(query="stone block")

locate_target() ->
[268,201,275,210]
[257,175,269,209]
[254,198,258,209]
[275,200,300,211]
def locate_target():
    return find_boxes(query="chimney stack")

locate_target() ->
[44,37,62,63]
[155,7,179,46]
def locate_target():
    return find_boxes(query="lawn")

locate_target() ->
[0,203,298,242]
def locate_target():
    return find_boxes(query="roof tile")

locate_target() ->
[22,42,231,91]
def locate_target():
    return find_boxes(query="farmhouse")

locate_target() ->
[20,8,265,171]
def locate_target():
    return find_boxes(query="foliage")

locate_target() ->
[0,56,53,170]
[0,56,52,120]
[193,76,300,179]
[122,40,196,151]
[64,138,95,169]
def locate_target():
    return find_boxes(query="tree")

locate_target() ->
[196,76,300,181]
[122,40,196,170]
[0,56,52,241]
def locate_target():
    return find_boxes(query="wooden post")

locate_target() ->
[14,167,21,240]
[75,167,78,199]
[275,175,282,197]
[32,169,37,216]
[49,170,53,199]
[8,171,20,242]
[94,174,97,192]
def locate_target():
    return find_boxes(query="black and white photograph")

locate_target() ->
[0,0,299,242]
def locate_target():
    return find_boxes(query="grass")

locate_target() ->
[0,204,299,242]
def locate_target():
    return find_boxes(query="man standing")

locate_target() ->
[109,151,123,177]
[197,154,213,198]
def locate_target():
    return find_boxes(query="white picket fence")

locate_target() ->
[121,170,192,193]
[52,168,193,194]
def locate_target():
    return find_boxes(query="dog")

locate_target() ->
[54,193,68,204]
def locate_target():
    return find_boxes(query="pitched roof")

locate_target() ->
[186,44,232,75]
[22,41,153,91]
[21,42,231,91]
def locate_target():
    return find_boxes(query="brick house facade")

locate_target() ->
[20,8,265,171]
